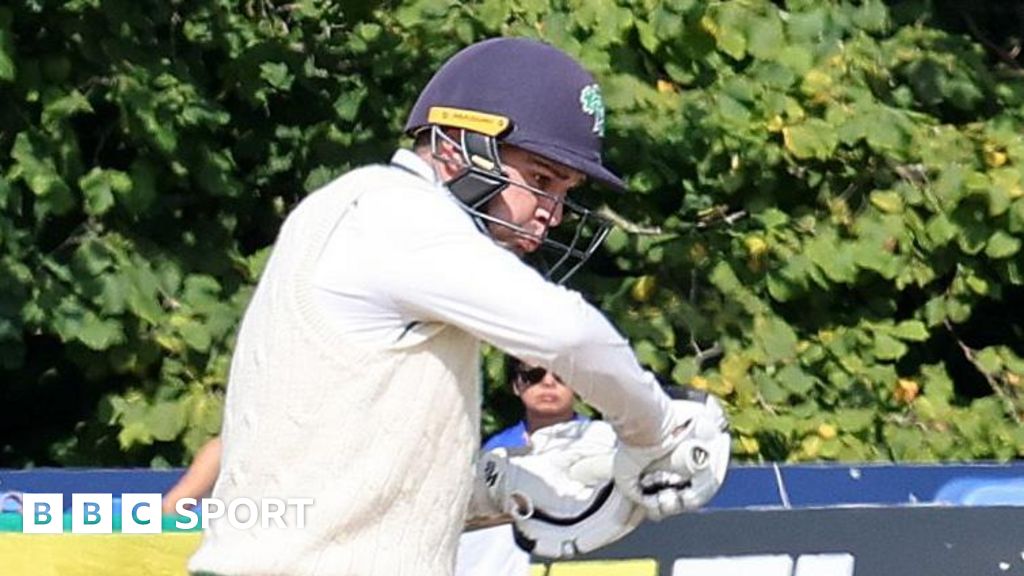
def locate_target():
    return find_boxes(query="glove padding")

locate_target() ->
[612,388,731,521]
[511,421,646,559]
[468,420,645,559]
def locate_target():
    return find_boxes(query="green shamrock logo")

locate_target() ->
[579,84,606,137]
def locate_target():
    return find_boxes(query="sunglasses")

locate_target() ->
[515,366,549,386]
[513,365,568,389]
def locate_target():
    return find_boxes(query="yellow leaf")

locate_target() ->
[710,376,735,397]
[894,378,919,403]
[740,436,760,454]
[801,435,822,458]
[744,235,768,257]
[700,15,720,37]
[983,142,1008,168]
[985,149,1007,168]
[721,353,751,383]
[154,333,185,354]
[801,69,833,98]
[818,423,837,439]
[656,79,676,94]
[630,275,657,302]
[870,190,904,213]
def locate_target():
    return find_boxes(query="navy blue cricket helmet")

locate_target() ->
[404,37,626,192]
[404,37,621,283]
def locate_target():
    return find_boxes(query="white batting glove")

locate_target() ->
[466,420,646,558]
[612,388,731,521]
[467,420,608,527]
[512,421,644,559]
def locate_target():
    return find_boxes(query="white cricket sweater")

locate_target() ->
[189,149,675,575]
[187,165,481,576]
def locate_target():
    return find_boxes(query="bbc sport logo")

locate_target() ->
[21,493,314,533]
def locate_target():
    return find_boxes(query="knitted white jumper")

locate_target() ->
[188,165,481,576]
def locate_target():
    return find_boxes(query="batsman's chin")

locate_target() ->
[515,236,542,255]
[500,237,542,257]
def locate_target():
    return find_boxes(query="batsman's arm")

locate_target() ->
[383,232,676,448]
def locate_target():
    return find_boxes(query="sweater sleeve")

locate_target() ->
[375,202,674,448]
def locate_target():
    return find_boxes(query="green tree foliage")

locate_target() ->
[1,0,1022,466]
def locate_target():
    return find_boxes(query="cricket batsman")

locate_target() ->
[188,37,730,576]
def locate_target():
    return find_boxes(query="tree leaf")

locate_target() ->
[148,401,186,442]
[777,364,816,394]
[851,0,889,32]
[178,317,212,352]
[260,62,294,91]
[892,320,929,342]
[985,230,1021,259]
[756,316,799,363]
[754,370,789,404]
[9,132,74,215]
[78,311,125,351]
[783,119,837,159]
[707,11,746,60]
[873,333,908,361]
[870,190,904,214]
[975,347,1003,374]
[41,89,93,132]
[926,214,958,247]
[79,168,131,216]
[334,85,368,122]
[747,14,784,61]
[0,9,14,82]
